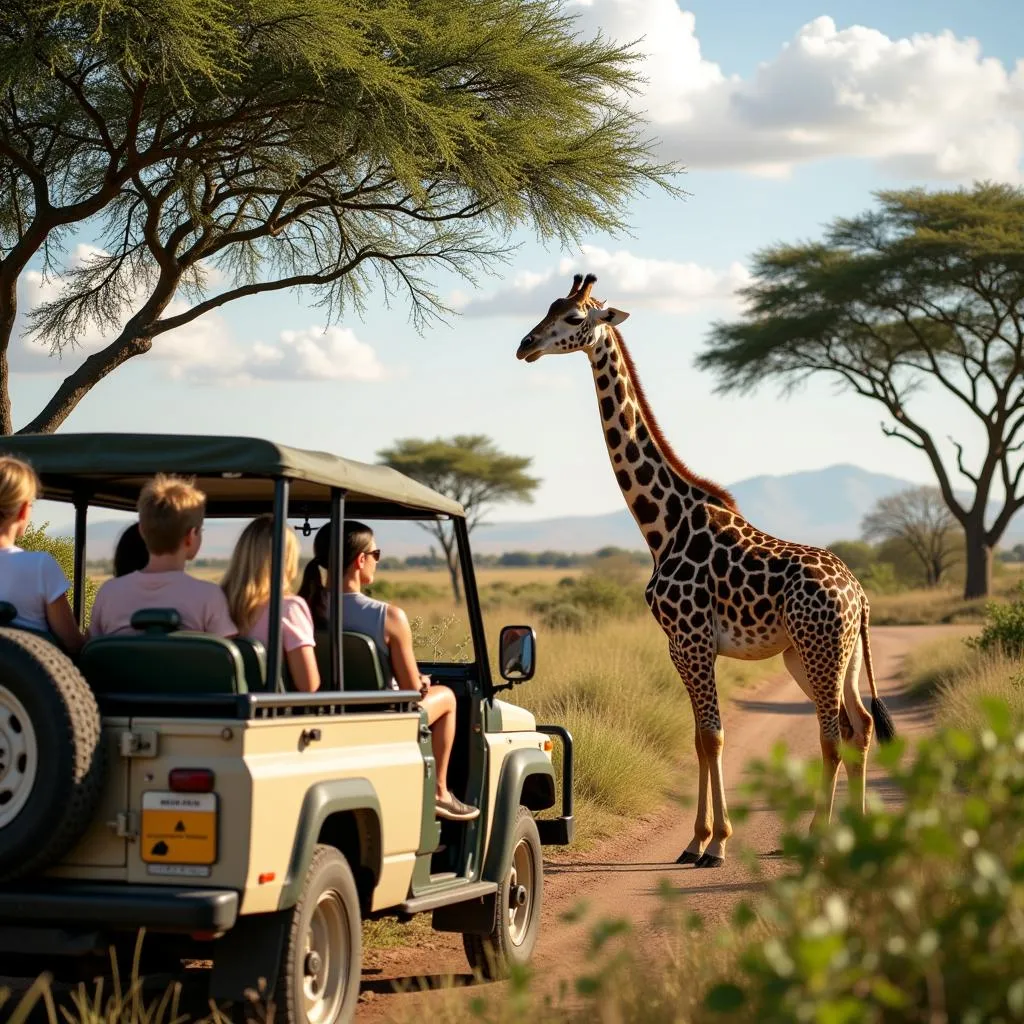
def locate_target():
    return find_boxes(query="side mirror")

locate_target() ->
[499,625,536,683]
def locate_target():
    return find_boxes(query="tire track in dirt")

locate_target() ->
[356,625,972,1021]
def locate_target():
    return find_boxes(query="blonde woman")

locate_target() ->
[222,515,319,692]
[0,455,84,654]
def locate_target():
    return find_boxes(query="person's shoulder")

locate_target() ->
[384,601,408,627]
[283,593,313,619]
[186,573,226,596]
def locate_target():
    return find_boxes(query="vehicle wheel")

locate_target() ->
[274,845,361,1024]
[463,806,543,980]
[0,628,104,880]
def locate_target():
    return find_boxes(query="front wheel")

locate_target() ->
[274,845,361,1024]
[463,806,543,980]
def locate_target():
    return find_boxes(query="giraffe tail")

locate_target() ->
[861,601,896,744]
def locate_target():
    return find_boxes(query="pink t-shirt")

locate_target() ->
[246,595,316,652]
[89,570,237,638]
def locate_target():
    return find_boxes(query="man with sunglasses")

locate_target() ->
[303,520,479,822]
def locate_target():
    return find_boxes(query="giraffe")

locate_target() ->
[515,272,896,867]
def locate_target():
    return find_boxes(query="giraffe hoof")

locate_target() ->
[675,850,701,865]
[694,853,725,869]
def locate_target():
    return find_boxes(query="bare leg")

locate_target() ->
[677,723,711,864]
[422,685,457,799]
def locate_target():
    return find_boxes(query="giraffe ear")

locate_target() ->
[591,306,629,326]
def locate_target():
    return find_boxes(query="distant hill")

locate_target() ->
[61,463,1024,559]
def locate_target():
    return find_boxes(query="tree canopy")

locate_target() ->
[376,434,538,601]
[0,0,676,433]
[698,183,1024,598]
[861,486,960,588]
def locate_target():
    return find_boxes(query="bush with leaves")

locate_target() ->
[967,583,1024,660]
[691,699,1024,1023]
[18,522,96,626]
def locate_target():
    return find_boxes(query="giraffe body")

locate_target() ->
[516,273,895,865]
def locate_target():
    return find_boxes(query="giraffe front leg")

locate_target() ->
[696,723,731,868]
[668,637,730,867]
[677,725,712,865]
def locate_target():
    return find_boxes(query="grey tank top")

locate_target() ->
[342,592,397,690]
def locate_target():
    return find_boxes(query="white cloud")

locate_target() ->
[457,245,749,317]
[11,248,386,385]
[567,2,1024,180]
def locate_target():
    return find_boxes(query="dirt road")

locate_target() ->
[356,624,971,1021]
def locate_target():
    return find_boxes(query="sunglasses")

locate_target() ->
[364,548,381,562]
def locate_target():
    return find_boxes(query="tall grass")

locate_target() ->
[902,634,1024,732]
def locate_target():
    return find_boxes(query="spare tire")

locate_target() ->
[0,628,105,880]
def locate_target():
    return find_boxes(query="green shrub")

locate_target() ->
[691,700,1024,1023]
[967,582,1024,658]
[19,521,97,625]
[540,602,587,632]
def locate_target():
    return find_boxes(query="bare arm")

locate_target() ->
[385,605,428,692]
[46,595,85,655]
[286,645,320,692]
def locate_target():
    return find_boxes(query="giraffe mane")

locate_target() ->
[611,328,740,513]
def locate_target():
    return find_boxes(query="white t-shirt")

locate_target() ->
[0,545,71,632]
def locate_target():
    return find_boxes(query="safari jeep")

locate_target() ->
[0,433,573,1024]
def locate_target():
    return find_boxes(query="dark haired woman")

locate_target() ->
[300,521,479,822]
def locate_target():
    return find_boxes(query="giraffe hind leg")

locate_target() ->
[788,643,844,830]
[841,639,873,815]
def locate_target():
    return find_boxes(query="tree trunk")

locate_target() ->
[0,274,16,435]
[446,549,463,606]
[962,525,993,599]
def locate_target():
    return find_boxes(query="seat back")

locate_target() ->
[81,607,250,696]
[342,631,387,691]
[311,629,388,691]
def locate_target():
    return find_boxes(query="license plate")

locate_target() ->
[141,791,217,865]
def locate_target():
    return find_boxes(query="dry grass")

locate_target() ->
[902,634,1024,732]
[866,568,1024,626]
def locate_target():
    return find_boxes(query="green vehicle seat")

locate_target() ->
[80,608,261,696]
[311,629,387,691]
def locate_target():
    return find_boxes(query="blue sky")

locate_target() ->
[12,1,1024,525]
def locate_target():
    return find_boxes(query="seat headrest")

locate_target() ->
[0,601,16,626]
[130,608,182,634]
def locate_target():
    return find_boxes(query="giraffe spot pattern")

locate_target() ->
[581,330,867,743]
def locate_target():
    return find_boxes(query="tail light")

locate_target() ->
[169,768,215,793]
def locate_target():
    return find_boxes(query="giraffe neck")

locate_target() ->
[587,328,738,561]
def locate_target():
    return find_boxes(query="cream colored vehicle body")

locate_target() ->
[51,699,555,915]
[0,434,574,1024]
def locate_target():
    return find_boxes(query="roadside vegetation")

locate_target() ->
[10,698,1024,1024]
[903,583,1024,732]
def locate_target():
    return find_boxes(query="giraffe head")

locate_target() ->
[516,273,630,363]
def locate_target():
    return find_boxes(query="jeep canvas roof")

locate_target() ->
[1,433,464,518]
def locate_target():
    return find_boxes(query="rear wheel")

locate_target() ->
[463,806,543,980]
[274,845,361,1024]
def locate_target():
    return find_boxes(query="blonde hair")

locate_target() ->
[137,474,206,555]
[221,514,299,635]
[0,456,39,526]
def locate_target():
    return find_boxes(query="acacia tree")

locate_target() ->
[699,184,1024,598]
[0,0,675,434]
[377,435,538,602]
[861,486,960,587]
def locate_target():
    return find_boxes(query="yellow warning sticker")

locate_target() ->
[141,791,217,865]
